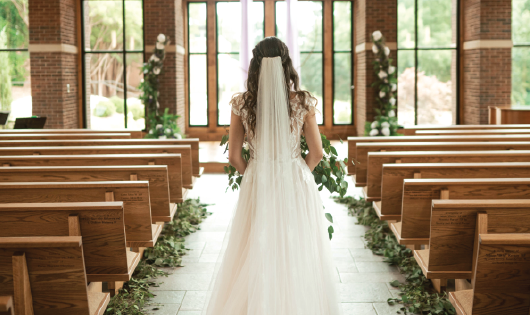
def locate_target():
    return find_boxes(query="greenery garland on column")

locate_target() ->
[364,30,400,137]
[140,33,182,139]
[220,133,348,240]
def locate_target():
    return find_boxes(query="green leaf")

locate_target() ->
[328,225,334,234]
[325,213,333,223]
[321,175,327,183]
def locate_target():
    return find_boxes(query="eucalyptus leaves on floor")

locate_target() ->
[333,196,456,315]
[105,198,211,315]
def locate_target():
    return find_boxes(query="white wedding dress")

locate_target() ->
[205,57,342,315]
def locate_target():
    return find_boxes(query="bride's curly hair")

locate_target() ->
[238,36,316,137]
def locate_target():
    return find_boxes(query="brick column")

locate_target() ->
[461,0,511,124]
[354,0,397,135]
[144,0,186,132]
[28,0,79,128]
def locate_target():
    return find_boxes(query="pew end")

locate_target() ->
[389,222,429,246]
[373,201,400,221]
[0,296,13,315]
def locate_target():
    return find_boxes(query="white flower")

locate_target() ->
[143,69,148,74]
[153,67,161,75]
[371,121,379,129]
[158,135,167,139]
[157,34,166,43]
[378,70,387,79]
[165,128,172,134]
[379,91,386,98]
[234,171,240,176]
[388,110,396,117]
[149,129,154,134]
[156,42,165,50]
[381,127,391,136]
[372,45,379,54]
[174,133,182,139]
[384,46,390,56]
[150,55,160,62]
[389,98,396,106]
[381,122,390,128]
[369,129,379,136]
[391,84,397,92]
[388,66,396,74]
[372,30,382,41]
[156,124,163,129]
[156,101,160,108]
[243,142,249,150]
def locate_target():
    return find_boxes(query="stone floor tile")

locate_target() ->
[340,272,405,284]
[180,291,209,311]
[151,274,213,291]
[355,262,398,273]
[172,263,215,274]
[149,290,186,304]
[145,303,181,315]
[373,302,404,315]
[342,303,377,315]
[350,248,385,262]
[339,283,394,303]
[177,312,202,315]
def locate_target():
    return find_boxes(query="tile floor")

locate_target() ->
[146,174,404,315]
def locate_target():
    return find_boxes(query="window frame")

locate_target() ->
[331,0,354,126]
[80,0,146,129]
[396,0,460,125]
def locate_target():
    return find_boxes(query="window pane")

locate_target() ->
[512,47,530,106]
[189,3,207,53]
[276,1,323,52]
[125,53,145,129]
[0,51,32,124]
[513,0,530,44]
[189,54,208,126]
[84,1,124,51]
[0,0,29,49]
[333,53,352,124]
[301,52,323,124]
[417,50,454,125]
[87,53,126,129]
[217,2,264,53]
[418,0,453,48]
[333,1,351,52]
[397,50,415,126]
[125,0,143,51]
[398,0,415,49]
[218,54,239,125]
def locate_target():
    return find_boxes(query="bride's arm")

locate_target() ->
[303,111,323,171]
[229,111,247,174]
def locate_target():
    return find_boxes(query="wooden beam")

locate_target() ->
[264,0,276,37]
[12,252,34,315]
[323,0,333,128]
[207,1,218,132]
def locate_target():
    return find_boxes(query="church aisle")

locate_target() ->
[147,174,404,315]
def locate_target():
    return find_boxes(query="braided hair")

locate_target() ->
[238,36,316,138]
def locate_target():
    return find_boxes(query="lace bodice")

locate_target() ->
[230,93,317,159]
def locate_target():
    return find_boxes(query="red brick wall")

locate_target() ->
[462,0,511,124]
[28,0,79,128]
[144,0,186,133]
[354,0,397,135]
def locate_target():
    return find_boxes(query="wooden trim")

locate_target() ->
[29,44,78,54]
[207,1,218,132]
[145,45,185,54]
[355,42,398,53]
[183,1,190,134]
[463,39,513,50]
[458,0,464,124]
[324,0,333,128]
[76,0,84,128]
[264,0,276,37]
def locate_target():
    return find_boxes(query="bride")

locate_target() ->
[205,36,342,315]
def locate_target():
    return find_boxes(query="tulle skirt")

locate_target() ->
[205,157,342,315]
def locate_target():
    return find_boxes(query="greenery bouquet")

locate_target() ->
[220,133,349,240]
[364,30,400,137]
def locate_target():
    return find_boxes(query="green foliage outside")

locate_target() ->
[93,100,116,117]
[105,198,211,315]
[334,196,456,315]
[220,133,347,240]
[512,0,530,106]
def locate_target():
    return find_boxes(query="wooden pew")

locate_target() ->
[0,129,143,139]
[399,124,530,135]
[415,129,530,135]
[0,296,13,315]
[0,181,161,248]
[373,160,530,220]
[0,202,141,283]
[0,133,131,140]
[0,236,110,315]
[0,166,175,223]
[347,135,530,176]
[0,154,185,203]
[0,145,194,189]
[391,178,530,247]
[355,141,530,186]
[0,139,202,178]
[416,200,530,283]
[449,234,530,315]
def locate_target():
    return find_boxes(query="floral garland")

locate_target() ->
[364,30,400,137]
[140,34,182,139]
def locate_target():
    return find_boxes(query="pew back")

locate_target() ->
[399,124,530,135]
[415,129,530,135]
[0,166,173,223]
[0,154,184,203]
[0,129,143,139]
[0,133,130,140]
[0,181,158,248]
